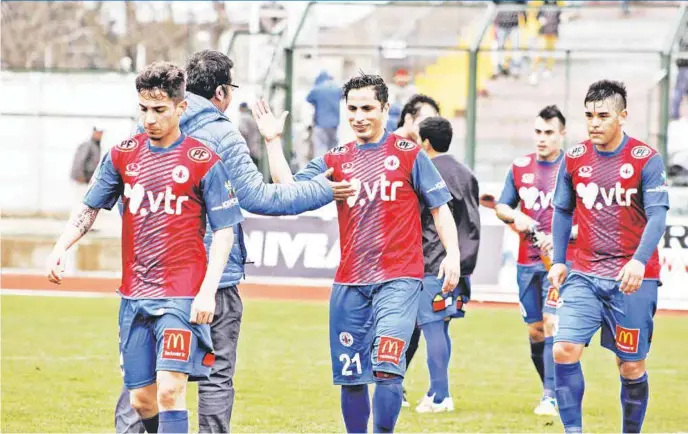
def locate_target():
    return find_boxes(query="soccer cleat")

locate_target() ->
[401,387,410,408]
[534,396,558,416]
[415,394,435,413]
[416,395,455,413]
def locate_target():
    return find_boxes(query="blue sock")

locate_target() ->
[621,372,649,433]
[158,410,187,433]
[555,362,584,433]
[341,385,370,433]
[421,321,450,403]
[444,320,452,362]
[530,339,545,384]
[142,414,159,433]
[372,379,402,433]
[543,337,555,398]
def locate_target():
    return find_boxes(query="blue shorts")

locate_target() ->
[119,298,215,389]
[329,278,421,385]
[517,263,565,323]
[417,275,470,326]
[554,272,658,362]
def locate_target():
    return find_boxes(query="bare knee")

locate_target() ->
[617,358,646,379]
[130,384,158,419]
[528,321,545,342]
[543,314,556,337]
[553,341,584,364]
[157,371,188,411]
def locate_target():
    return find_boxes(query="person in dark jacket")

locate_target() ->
[492,0,528,78]
[413,116,481,413]
[306,70,341,156]
[114,50,341,434]
[530,0,562,85]
[70,126,103,204]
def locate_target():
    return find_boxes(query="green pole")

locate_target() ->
[657,53,671,162]
[465,50,478,170]
[284,47,294,166]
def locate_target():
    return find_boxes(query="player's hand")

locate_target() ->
[46,250,66,285]
[616,259,645,295]
[513,213,538,233]
[190,291,216,325]
[438,253,461,294]
[323,168,356,201]
[548,263,568,290]
[535,232,553,254]
[252,98,288,141]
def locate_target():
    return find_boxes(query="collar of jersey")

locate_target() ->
[593,133,629,157]
[147,133,186,153]
[355,130,389,150]
[536,149,564,166]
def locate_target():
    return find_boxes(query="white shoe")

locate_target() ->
[401,387,410,408]
[416,395,454,413]
[534,396,558,416]
[415,394,435,413]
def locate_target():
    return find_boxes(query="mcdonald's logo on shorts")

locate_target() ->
[377,336,405,366]
[545,286,560,308]
[615,325,639,354]
[162,328,192,362]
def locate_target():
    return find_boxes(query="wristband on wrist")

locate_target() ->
[265,133,281,142]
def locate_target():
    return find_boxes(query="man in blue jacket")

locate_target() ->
[306,70,341,157]
[115,50,349,433]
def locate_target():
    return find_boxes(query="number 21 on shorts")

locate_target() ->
[340,353,362,376]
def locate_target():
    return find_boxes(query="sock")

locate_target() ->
[372,379,402,433]
[341,385,370,433]
[421,321,450,403]
[444,320,452,363]
[621,372,649,433]
[405,327,421,370]
[543,337,555,398]
[530,339,545,384]
[141,414,159,433]
[158,410,188,434]
[555,362,585,433]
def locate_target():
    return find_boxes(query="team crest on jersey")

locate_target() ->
[225,180,236,198]
[188,147,212,163]
[578,166,593,178]
[172,165,189,184]
[117,138,138,152]
[513,156,531,167]
[395,139,416,152]
[567,144,587,158]
[341,162,355,174]
[384,155,400,171]
[619,163,634,179]
[521,173,534,184]
[330,145,349,155]
[339,332,354,347]
[125,163,140,177]
[631,146,652,159]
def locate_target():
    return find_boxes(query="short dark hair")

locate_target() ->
[397,94,441,129]
[419,117,453,153]
[538,104,566,128]
[135,61,185,103]
[342,73,388,105]
[584,79,627,112]
[186,50,234,100]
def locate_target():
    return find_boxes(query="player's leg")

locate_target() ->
[401,326,421,408]
[537,272,562,416]
[156,371,189,433]
[198,286,243,433]
[517,266,546,384]
[600,279,658,433]
[553,273,604,433]
[115,385,145,433]
[330,284,374,433]
[371,278,422,432]
[119,299,159,433]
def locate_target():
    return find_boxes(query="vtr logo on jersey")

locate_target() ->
[123,183,189,216]
[345,175,403,207]
[575,182,637,210]
[518,186,553,211]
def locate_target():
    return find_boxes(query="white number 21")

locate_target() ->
[340,352,362,376]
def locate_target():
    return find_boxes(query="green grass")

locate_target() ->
[2,295,687,433]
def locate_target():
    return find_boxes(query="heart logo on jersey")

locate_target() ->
[346,179,362,208]
[518,186,539,210]
[576,182,599,209]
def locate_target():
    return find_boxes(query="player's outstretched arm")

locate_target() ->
[46,204,100,285]
[251,98,294,184]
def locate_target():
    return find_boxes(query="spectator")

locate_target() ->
[69,125,103,203]
[491,0,527,79]
[306,70,340,157]
[530,0,562,85]
[671,25,688,121]
[238,102,263,168]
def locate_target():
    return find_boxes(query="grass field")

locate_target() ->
[2,294,687,433]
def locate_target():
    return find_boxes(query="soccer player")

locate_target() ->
[495,105,576,416]
[114,50,349,434]
[253,74,462,433]
[549,80,669,433]
[46,62,243,434]
[413,117,481,413]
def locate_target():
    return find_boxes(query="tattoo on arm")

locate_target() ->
[69,205,99,235]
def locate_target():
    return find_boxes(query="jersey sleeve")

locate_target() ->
[411,150,451,209]
[641,153,670,210]
[552,160,576,213]
[83,151,122,210]
[202,161,244,232]
[497,168,519,208]
[294,156,328,182]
